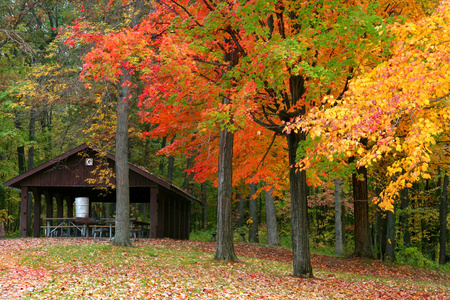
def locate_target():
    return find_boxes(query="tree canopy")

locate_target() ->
[288,0,450,211]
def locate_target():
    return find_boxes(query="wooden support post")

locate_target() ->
[67,197,74,218]
[32,188,41,238]
[20,187,29,238]
[150,187,158,239]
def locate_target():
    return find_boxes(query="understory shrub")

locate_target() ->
[396,247,436,269]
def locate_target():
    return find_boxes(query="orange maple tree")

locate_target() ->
[73,0,434,276]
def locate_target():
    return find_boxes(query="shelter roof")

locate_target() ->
[3,143,201,205]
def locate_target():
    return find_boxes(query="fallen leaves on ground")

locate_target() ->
[0,238,448,299]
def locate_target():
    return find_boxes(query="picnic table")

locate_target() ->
[42,218,87,237]
[92,218,140,242]
[133,220,150,238]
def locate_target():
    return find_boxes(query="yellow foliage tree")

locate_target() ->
[289,1,450,211]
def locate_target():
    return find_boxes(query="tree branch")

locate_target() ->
[256,132,278,169]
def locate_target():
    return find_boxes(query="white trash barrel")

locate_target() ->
[75,197,89,218]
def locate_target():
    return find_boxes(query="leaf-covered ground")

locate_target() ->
[0,238,448,299]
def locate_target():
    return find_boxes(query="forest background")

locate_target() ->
[0,0,449,277]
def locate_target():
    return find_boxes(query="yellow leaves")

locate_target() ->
[422,173,431,180]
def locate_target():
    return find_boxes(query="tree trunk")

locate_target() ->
[236,190,245,228]
[27,108,37,234]
[439,174,448,265]
[201,182,207,230]
[27,107,36,171]
[14,115,26,174]
[386,209,396,262]
[352,166,373,258]
[183,156,194,191]
[167,136,175,183]
[214,98,237,261]
[400,187,410,247]
[113,68,133,247]
[287,132,313,278]
[0,222,5,239]
[159,136,167,175]
[342,199,346,247]
[248,183,259,243]
[334,178,344,256]
[40,109,53,159]
[264,187,280,246]
[374,178,383,259]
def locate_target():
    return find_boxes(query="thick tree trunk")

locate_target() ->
[386,209,396,262]
[334,178,344,256]
[248,183,259,243]
[400,187,410,247]
[113,69,133,247]
[439,174,448,265]
[352,166,373,258]
[214,105,237,261]
[264,187,280,246]
[287,132,313,278]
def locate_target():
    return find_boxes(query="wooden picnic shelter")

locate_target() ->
[3,143,201,239]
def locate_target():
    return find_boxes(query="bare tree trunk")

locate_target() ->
[248,183,259,243]
[439,174,448,265]
[113,68,133,247]
[214,98,237,261]
[352,166,373,258]
[287,131,313,278]
[334,178,344,256]
[386,209,395,262]
[264,187,280,246]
